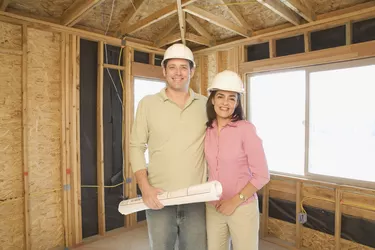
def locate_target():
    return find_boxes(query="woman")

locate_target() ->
[204,70,270,250]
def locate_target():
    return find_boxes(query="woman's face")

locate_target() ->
[212,90,238,120]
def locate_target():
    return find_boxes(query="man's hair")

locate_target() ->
[206,90,244,128]
[163,59,194,70]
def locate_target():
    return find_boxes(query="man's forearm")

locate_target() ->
[134,169,150,192]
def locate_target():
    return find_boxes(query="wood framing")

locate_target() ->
[256,0,301,25]
[61,0,105,26]
[183,5,251,37]
[97,41,105,236]
[118,0,198,36]
[239,40,375,74]
[116,0,147,37]
[177,0,186,45]
[280,0,316,22]
[132,62,164,80]
[220,0,252,30]
[155,32,181,48]
[154,22,179,46]
[186,33,211,47]
[21,23,30,250]
[194,4,375,54]
[185,14,213,40]
[0,0,9,11]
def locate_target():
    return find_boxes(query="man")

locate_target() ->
[130,43,208,250]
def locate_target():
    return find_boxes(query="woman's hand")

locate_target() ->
[215,196,242,216]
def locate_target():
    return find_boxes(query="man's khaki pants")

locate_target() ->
[206,199,259,250]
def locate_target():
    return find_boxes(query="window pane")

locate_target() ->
[309,64,375,182]
[249,70,305,175]
[134,77,165,164]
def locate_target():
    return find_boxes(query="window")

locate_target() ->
[309,63,375,182]
[249,70,306,176]
[134,77,165,164]
[247,57,375,185]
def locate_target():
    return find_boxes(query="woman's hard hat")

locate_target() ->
[207,70,245,94]
[161,43,196,68]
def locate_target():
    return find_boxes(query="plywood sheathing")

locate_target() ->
[0,21,22,50]
[27,28,64,249]
[235,0,288,30]
[8,0,74,19]
[0,50,25,249]
[268,218,296,245]
[313,0,369,15]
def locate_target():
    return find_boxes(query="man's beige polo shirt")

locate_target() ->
[130,88,208,191]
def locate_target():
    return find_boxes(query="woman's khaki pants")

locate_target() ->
[206,199,259,250]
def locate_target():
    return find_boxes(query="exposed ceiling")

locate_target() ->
[0,0,373,49]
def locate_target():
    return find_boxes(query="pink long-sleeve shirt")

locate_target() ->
[205,120,270,206]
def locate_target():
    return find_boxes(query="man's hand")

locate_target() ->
[140,184,165,210]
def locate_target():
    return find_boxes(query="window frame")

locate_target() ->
[246,57,375,189]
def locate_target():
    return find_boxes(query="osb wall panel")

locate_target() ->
[206,52,217,92]
[268,218,295,244]
[27,28,64,249]
[0,50,25,249]
[191,55,201,94]
[0,21,22,50]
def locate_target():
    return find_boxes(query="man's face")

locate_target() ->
[163,58,195,92]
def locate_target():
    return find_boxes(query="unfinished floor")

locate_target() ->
[74,225,287,250]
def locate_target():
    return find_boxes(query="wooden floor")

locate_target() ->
[75,225,287,250]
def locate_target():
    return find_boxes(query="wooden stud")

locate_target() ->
[97,41,105,235]
[122,45,127,227]
[295,182,302,248]
[346,22,352,45]
[261,184,269,238]
[269,39,276,58]
[21,23,31,250]
[149,53,155,66]
[60,32,70,248]
[304,32,310,52]
[103,63,126,71]
[335,188,342,250]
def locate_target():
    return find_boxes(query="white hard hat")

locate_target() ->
[207,70,245,94]
[161,43,195,68]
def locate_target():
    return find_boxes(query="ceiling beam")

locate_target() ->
[280,0,316,22]
[0,0,10,11]
[185,14,213,40]
[183,5,251,37]
[177,0,186,45]
[119,0,198,36]
[256,0,302,25]
[220,0,252,31]
[155,32,182,48]
[61,0,105,26]
[185,33,212,47]
[154,20,179,45]
[115,0,147,36]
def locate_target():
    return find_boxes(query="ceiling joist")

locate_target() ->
[220,0,253,31]
[155,32,182,47]
[177,0,186,45]
[0,0,10,11]
[256,0,302,25]
[183,5,251,37]
[116,0,147,36]
[185,14,213,40]
[186,33,213,47]
[280,0,316,22]
[61,0,105,26]
[119,0,198,36]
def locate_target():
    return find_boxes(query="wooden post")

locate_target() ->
[21,23,31,250]
[97,41,105,235]
[295,181,302,248]
[122,44,127,227]
[269,39,276,58]
[334,188,342,250]
[261,184,269,238]
[304,32,310,52]
[346,22,352,45]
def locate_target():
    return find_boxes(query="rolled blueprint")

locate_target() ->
[118,181,223,215]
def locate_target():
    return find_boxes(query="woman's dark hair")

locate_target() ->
[206,90,244,128]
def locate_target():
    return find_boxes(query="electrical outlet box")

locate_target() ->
[298,213,307,224]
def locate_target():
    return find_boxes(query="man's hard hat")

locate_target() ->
[207,70,245,94]
[161,43,195,68]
